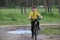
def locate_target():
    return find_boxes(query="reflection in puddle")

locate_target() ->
[7,29,31,34]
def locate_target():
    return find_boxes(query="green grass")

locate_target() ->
[0,8,60,25]
[40,26,60,35]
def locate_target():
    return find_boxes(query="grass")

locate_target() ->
[40,26,60,35]
[0,8,60,35]
[0,8,60,25]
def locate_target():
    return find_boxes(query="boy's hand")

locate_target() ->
[41,17,43,19]
[28,17,32,20]
[38,16,43,20]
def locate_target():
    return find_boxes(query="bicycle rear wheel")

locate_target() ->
[34,29,38,40]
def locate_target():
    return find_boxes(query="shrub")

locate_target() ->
[0,11,4,20]
[41,12,50,16]
[41,12,60,18]
[8,3,16,8]
[6,13,18,21]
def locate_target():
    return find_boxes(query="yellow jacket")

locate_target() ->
[29,11,43,20]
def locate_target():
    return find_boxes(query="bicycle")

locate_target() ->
[34,19,39,40]
[29,17,41,40]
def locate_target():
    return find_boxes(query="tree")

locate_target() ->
[37,0,39,6]
[43,0,52,13]
[26,0,28,7]
[46,0,52,13]
[43,0,47,12]
[0,0,5,7]
[58,0,60,14]
[20,1,26,15]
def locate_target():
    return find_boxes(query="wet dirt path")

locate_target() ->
[0,24,60,40]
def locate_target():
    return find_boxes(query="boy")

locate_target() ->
[29,6,43,38]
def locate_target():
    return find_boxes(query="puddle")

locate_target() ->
[6,29,31,35]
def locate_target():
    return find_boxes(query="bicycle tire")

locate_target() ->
[34,27,38,40]
[35,29,37,40]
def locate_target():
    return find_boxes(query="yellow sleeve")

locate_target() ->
[37,12,43,18]
[29,12,32,19]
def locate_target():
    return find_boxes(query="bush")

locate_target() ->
[52,5,58,9]
[0,11,5,20]
[8,3,16,8]
[0,11,18,21]
[41,12,60,18]
[6,13,18,21]
[41,12,53,17]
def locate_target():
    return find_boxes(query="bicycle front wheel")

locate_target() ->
[34,29,38,40]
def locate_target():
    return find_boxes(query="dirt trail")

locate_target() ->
[0,24,60,40]
[2,33,60,40]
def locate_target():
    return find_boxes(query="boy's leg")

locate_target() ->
[31,21,34,38]
[37,21,40,30]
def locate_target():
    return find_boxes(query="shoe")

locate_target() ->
[38,28,41,30]
[38,26,41,30]
[31,36,34,39]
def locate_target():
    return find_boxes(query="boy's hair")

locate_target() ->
[32,6,36,9]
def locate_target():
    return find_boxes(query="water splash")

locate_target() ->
[7,29,31,34]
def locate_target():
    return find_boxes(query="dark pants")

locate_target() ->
[31,20,40,36]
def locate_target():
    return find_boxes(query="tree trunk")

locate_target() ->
[24,7,26,15]
[21,6,23,14]
[23,1,26,15]
[46,0,52,13]
[43,0,47,12]
[32,0,33,6]
[58,0,60,14]
[26,0,28,7]
[37,0,39,6]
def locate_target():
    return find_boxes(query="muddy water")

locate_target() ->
[6,29,31,34]
[0,25,60,40]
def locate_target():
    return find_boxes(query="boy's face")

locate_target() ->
[32,8,36,12]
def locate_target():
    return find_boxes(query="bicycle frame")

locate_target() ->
[34,21,38,40]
